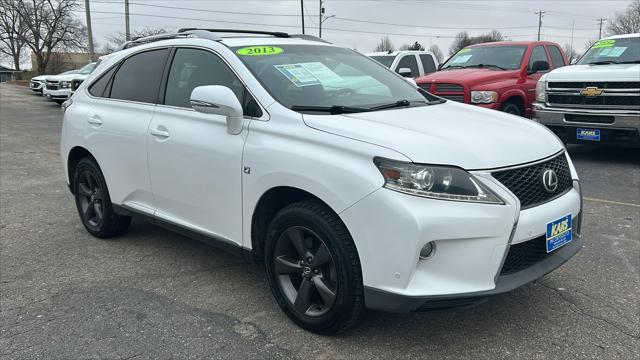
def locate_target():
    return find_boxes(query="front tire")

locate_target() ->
[502,101,523,116]
[264,200,364,334]
[73,157,131,238]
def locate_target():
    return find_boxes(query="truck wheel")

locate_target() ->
[73,157,131,238]
[264,200,364,334]
[502,102,523,116]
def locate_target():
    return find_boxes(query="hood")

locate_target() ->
[46,73,81,81]
[31,75,50,81]
[416,68,520,87]
[302,101,563,170]
[545,63,640,81]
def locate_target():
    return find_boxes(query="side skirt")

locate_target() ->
[113,204,255,262]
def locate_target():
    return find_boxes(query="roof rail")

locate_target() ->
[289,34,332,44]
[178,28,290,38]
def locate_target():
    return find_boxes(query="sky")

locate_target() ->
[7,0,635,69]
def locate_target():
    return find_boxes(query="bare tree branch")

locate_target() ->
[606,0,640,36]
[0,0,28,70]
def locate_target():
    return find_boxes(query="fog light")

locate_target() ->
[419,242,435,260]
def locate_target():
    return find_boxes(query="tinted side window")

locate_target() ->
[110,48,170,103]
[164,48,261,117]
[88,66,116,97]
[528,46,549,71]
[419,54,436,74]
[548,46,566,68]
[396,55,419,77]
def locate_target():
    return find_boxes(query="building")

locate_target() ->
[0,65,21,82]
[31,52,94,74]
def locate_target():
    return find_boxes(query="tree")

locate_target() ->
[562,44,580,64]
[373,36,394,52]
[449,30,505,55]
[103,27,168,50]
[606,0,640,35]
[17,0,87,74]
[0,0,27,71]
[428,44,444,63]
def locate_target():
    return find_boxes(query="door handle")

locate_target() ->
[149,126,170,138]
[87,115,102,126]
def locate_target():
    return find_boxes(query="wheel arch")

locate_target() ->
[250,186,347,264]
[501,94,525,114]
[67,146,96,194]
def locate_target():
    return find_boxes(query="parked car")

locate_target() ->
[534,33,640,146]
[43,62,96,104]
[61,29,582,334]
[416,41,568,117]
[30,69,79,93]
[367,50,438,78]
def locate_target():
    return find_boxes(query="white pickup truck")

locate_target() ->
[367,50,438,78]
[534,33,640,146]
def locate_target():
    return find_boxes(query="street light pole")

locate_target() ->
[535,10,546,41]
[597,17,606,39]
[319,0,323,38]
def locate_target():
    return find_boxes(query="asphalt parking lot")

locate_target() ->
[1,83,638,359]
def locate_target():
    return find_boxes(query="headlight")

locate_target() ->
[535,75,547,102]
[374,158,504,204]
[470,90,498,104]
[60,81,70,88]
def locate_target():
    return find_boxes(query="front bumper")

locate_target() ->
[340,163,581,312]
[43,87,71,100]
[533,103,640,146]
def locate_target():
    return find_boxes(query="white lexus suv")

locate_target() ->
[60,29,583,334]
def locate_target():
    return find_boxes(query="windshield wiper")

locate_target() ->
[290,105,370,114]
[441,65,466,70]
[369,99,414,111]
[465,63,507,70]
[588,60,620,65]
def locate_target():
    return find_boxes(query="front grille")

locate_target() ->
[492,153,573,209]
[546,81,639,110]
[548,81,639,89]
[439,94,465,102]
[548,94,639,107]
[418,83,430,91]
[564,114,614,124]
[46,80,59,90]
[435,83,464,92]
[500,235,550,275]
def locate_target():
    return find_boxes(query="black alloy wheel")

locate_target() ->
[264,200,364,334]
[77,170,104,231]
[273,226,338,317]
[73,157,131,238]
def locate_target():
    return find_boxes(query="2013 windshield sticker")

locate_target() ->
[236,46,283,56]
[458,48,471,54]
[275,62,345,88]
[592,39,616,48]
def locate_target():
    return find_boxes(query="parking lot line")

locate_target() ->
[584,196,640,208]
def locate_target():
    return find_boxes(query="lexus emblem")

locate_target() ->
[542,169,559,192]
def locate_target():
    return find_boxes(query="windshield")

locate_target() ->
[78,62,96,75]
[232,45,437,113]
[441,45,527,70]
[369,55,396,68]
[60,69,79,75]
[577,37,640,65]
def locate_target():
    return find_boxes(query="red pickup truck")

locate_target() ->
[416,41,568,117]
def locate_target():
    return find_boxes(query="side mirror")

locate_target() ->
[397,67,412,77]
[528,60,550,74]
[190,85,244,135]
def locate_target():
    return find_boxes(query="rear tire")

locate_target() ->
[264,200,364,334]
[73,157,131,238]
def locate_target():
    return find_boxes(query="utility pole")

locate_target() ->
[319,0,323,38]
[125,0,131,41]
[300,0,305,34]
[535,10,546,41]
[597,17,606,39]
[84,0,94,61]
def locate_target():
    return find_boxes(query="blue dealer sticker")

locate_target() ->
[546,215,573,253]
[577,128,600,141]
